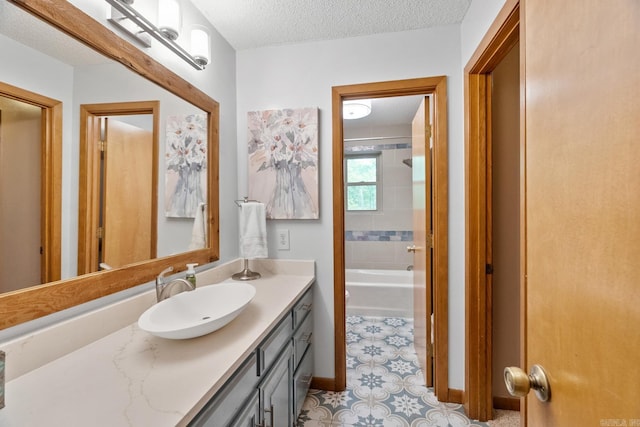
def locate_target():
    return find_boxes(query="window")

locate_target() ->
[345,153,380,211]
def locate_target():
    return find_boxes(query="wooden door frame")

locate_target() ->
[78,101,159,275]
[329,76,451,401]
[464,0,520,421]
[0,81,62,284]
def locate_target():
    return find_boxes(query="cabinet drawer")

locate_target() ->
[258,315,292,376]
[293,312,313,369]
[293,288,313,330]
[189,352,258,427]
[293,345,313,420]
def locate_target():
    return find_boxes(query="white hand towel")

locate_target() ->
[239,202,268,259]
[188,203,207,250]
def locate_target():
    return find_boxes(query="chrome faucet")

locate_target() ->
[156,267,195,302]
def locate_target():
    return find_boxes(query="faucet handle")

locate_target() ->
[157,266,174,283]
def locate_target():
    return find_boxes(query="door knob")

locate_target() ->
[407,245,422,253]
[504,365,550,402]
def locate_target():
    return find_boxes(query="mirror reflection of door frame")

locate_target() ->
[0,81,62,285]
[330,76,451,401]
[78,101,159,275]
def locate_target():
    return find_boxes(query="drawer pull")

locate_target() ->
[300,303,312,311]
[301,375,313,386]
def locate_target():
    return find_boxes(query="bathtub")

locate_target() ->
[345,269,413,318]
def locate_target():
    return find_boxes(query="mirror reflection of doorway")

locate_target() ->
[78,101,159,275]
[0,96,42,290]
[0,83,62,293]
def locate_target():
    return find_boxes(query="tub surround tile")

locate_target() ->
[346,230,413,242]
[346,240,415,271]
[0,259,314,426]
[345,214,375,231]
[345,143,411,153]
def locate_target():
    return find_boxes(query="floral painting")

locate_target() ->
[248,107,319,219]
[164,113,207,218]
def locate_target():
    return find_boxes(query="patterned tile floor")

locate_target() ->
[296,315,488,427]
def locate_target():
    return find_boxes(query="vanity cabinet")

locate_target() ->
[189,287,313,427]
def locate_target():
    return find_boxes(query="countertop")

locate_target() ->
[0,260,314,426]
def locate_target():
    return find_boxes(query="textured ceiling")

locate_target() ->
[191,0,472,50]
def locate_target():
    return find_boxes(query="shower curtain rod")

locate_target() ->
[343,136,411,142]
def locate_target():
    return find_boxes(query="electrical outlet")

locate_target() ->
[277,229,290,251]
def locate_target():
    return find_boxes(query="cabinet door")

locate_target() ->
[259,344,292,427]
[230,390,259,427]
[293,345,313,420]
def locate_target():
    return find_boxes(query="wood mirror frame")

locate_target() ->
[0,0,220,330]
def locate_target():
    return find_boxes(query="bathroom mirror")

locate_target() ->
[0,0,219,330]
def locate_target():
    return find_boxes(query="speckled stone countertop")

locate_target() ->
[0,259,314,426]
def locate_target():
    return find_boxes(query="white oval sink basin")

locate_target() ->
[138,282,256,339]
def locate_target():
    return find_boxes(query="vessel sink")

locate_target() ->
[138,282,256,339]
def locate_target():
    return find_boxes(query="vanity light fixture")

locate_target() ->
[105,0,207,70]
[343,99,372,120]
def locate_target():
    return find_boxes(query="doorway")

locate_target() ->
[78,101,159,274]
[464,0,520,421]
[342,95,425,318]
[331,76,452,401]
[0,82,61,291]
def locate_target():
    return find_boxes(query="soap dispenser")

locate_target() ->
[185,263,198,288]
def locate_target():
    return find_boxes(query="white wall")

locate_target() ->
[237,25,466,387]
[460,0,508,66]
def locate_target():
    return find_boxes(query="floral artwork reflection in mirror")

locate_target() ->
[247,107,319,219]
[165,113,207,217]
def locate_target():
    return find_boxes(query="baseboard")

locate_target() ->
[448,388,464,404]
[493,396,520,411]
[311,377,337,391]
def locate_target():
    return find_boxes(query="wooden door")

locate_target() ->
[412,97,433,386]
[102,118,153,268]
[523,0,640,424]
[0,102,42,291]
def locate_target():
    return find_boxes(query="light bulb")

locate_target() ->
[158,0,181,40]
[191,27,210,67]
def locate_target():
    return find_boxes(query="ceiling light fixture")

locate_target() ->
[106,0,207,70]
[343,99,372,120]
